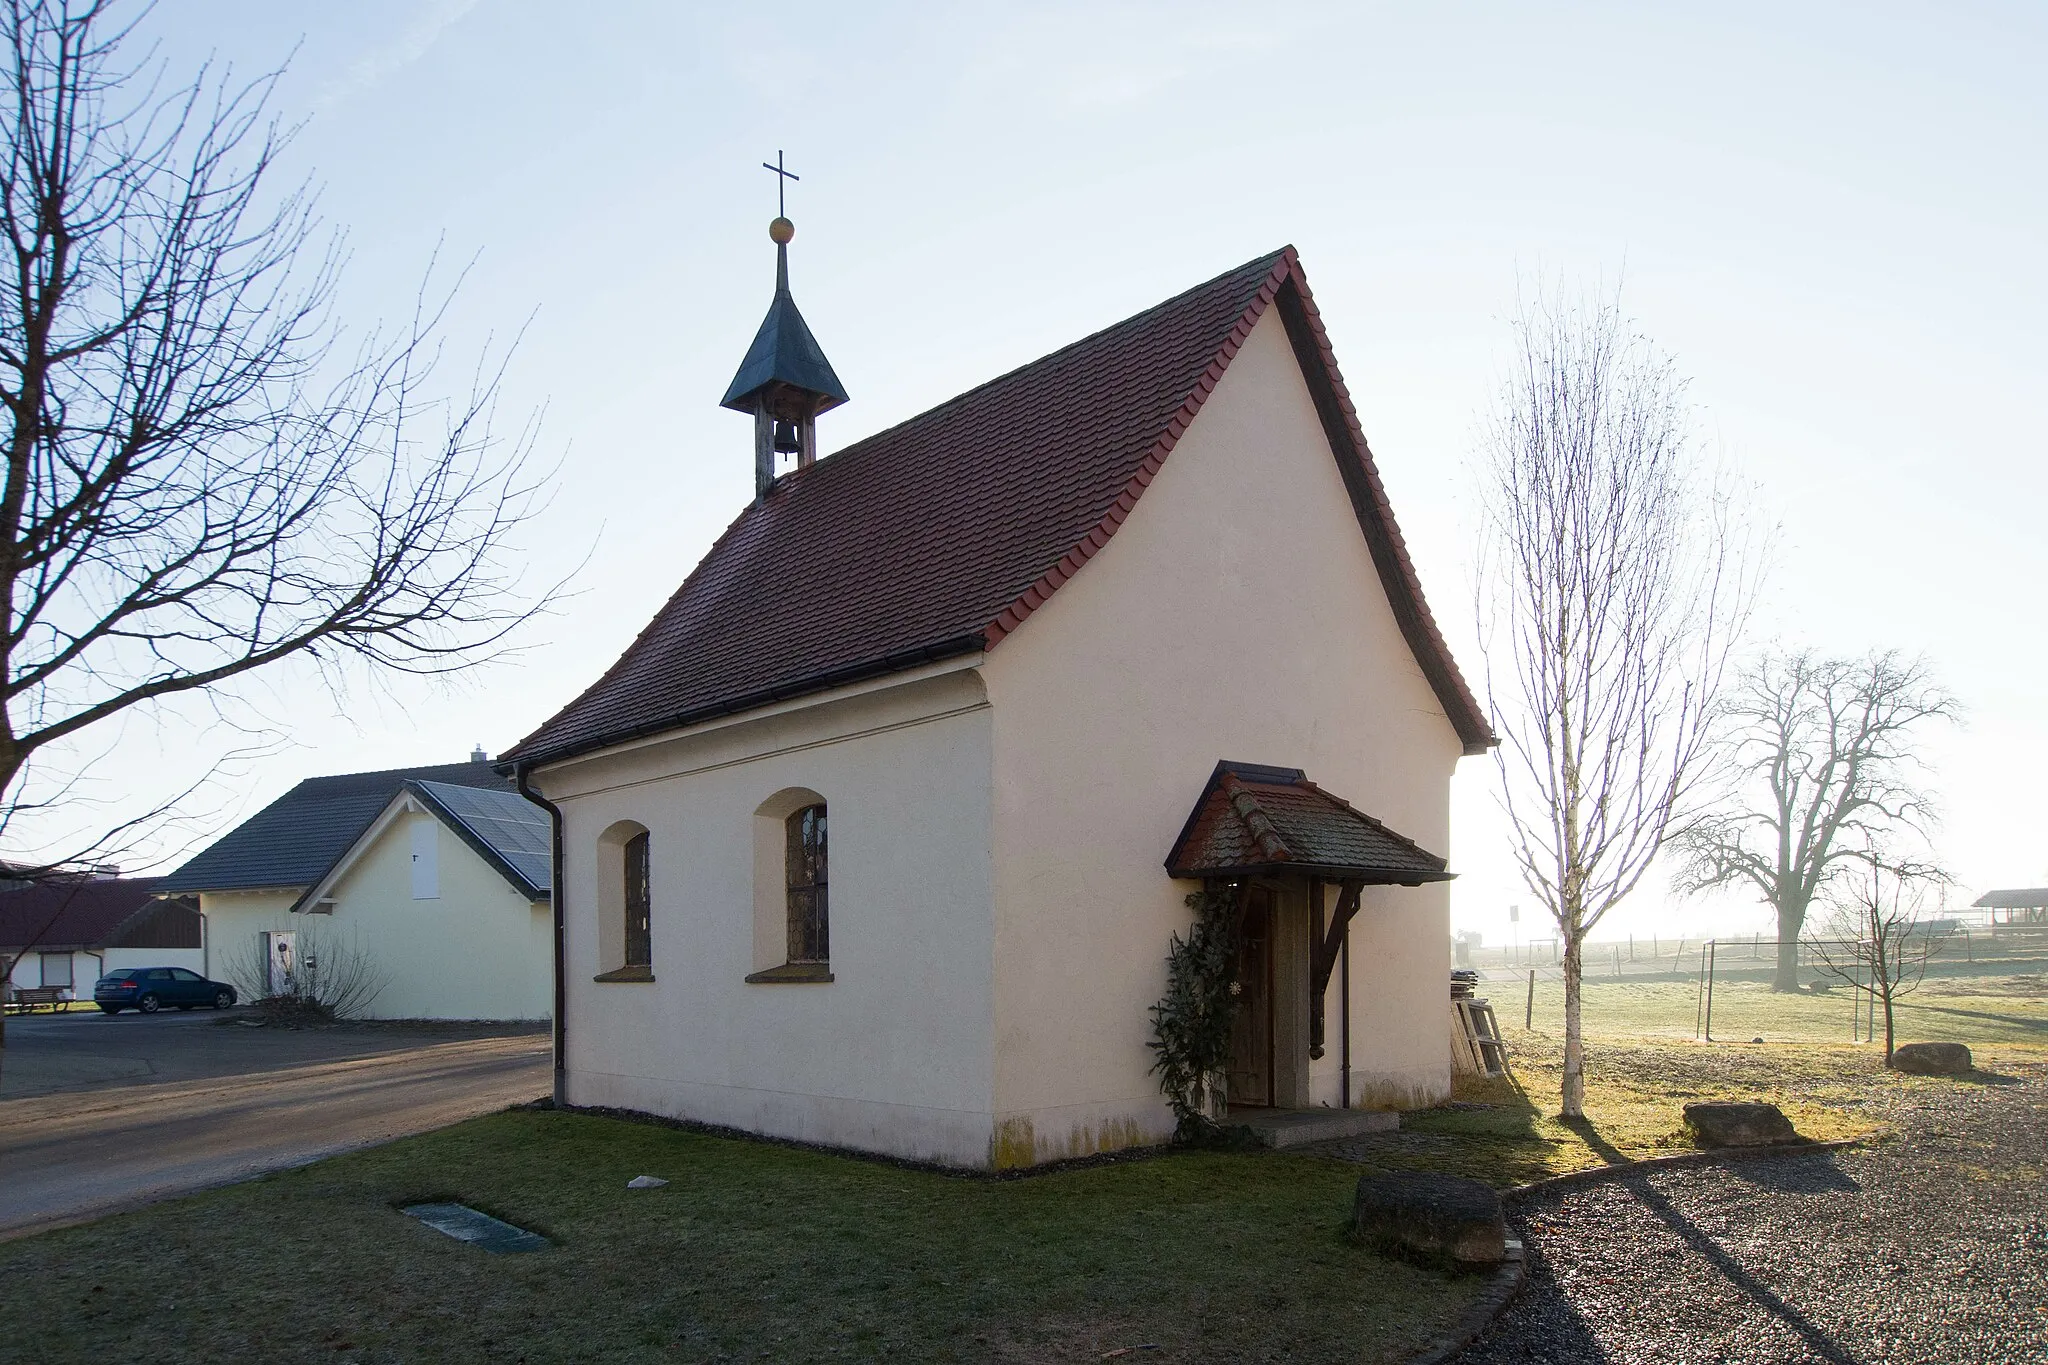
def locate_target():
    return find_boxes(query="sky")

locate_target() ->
[54,0,2048,946]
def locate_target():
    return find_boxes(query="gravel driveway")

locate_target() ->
[1457,1063,2048,1364]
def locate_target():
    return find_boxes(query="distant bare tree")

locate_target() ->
[0,1,549,861]
[1676,651,1958,992]
[1477,281,1759,1118]
[1806,860,1950,1064]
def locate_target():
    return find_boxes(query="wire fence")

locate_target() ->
[1461,925,2048,1044]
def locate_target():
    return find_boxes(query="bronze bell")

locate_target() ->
[772,419,801,454]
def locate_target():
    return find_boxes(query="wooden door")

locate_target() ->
[1226,887,1275,1108]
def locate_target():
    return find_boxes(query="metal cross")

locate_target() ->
[762,150,799,218]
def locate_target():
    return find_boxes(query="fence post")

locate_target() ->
[1694,948,1705,1039]
[1525,969,1535,1030]
[1695,945,1712,1039]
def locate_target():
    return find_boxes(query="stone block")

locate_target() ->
[1889,1042,1972,1075]
[1351,1171,1507,1268]
[1682,1100,1797,1147]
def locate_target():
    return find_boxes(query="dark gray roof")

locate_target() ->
[410,781,550,900]
[719,244,848,414]
[160,762,514,895]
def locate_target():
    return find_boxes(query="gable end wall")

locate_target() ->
[981,306,1462,1164]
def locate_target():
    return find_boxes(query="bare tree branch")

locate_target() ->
[1476,277,1763,1118]
[0,1,557,878]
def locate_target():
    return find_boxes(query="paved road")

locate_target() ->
[0,1010,550,1238]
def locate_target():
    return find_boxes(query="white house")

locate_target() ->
[500,238,1494,1169]
[160,759,552,1020]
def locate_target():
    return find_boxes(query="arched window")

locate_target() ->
[784,803,827,964]
[624,830,652,968]
[595,819,653,982]
[748,788,831,983]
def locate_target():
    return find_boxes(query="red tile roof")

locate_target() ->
[0,877,198,953]
[503,248,1493,769]
[1164,762,1451,883]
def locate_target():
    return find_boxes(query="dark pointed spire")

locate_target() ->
[718,227,848,416]
[724,155,849,501]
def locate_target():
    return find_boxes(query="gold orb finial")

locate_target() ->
[769,216,795,245]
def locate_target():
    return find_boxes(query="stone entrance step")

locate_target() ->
[1232,1107,1399,1149]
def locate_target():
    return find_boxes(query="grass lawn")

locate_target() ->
[7,972,2040,1363]
[0,1108,1481,1365]
[1381,971,2048,1187]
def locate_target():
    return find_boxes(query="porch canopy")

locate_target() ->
[1164,761,1451,885]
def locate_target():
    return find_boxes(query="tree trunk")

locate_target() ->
[1880,984,1896,1064]
[1772,897,1806,992]
[1560,933,1586,1117]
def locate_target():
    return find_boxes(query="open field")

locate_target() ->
[1480,965,2048,1046]
[1326,971,2048,1187]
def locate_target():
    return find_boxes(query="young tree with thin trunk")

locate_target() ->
[1477,282,1757,1118]
[1675,650,1957,992]
[1806,860,1949,1064]
[0,2,551,1065]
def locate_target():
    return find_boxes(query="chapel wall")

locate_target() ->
[980,304,1463,1165]
[534,667,999,1168]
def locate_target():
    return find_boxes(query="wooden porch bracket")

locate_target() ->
[1308,880,1363,1057]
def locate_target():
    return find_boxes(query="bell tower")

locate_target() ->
[720,152,849,502]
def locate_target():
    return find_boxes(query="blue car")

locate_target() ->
[94,967,237,1014]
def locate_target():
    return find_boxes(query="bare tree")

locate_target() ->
[0,2,552,1069]
[226,919,388,1022]
[0,3,548,848]
[1676,650,1958,992]
[1477,282,1758,1117]
[1807,860,1949,1064]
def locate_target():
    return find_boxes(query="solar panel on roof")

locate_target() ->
[414,781,550,892]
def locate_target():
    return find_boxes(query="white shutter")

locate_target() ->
[411,816,440,900]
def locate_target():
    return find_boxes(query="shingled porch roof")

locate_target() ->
[1164,761,1451,884]
[501,248,1494,771]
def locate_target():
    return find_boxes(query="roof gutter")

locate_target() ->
[497,633,985,776]
[514,762,567,1107]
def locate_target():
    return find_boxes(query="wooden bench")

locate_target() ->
[5,984,65,1013]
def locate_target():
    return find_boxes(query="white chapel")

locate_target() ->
[500,218,1494,1170]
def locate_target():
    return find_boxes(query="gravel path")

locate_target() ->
[1456,1063,2048,1364]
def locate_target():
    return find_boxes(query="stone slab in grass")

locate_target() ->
[402,1202,549,1254]
[1888,1042,1972,1075]
[1352,1171,1507,1269]
[1682,1100,1797,1147]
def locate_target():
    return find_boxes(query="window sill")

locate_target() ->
[593,965,655,984]
[744,962,834,985]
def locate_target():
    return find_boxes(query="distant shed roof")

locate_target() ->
[502,248,1493,771]
[160,762,513,895]
[1165,761,1451,884]
[0,877,199,952]
[1972,888,2048,910]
